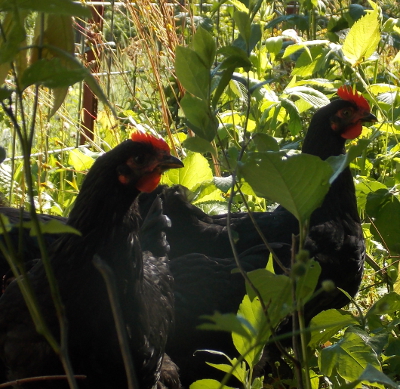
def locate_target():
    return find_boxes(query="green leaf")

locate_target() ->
[319,328,381,382]
[358,364,399,389]
[190,379,235,389]
[239,152,333,223]
[233,11,251,50]
[175,46,210,100]
[281,98,301,135]
[246,269,293,327]
[233,295,265,367]
[285,86,331,110]
[198,311,253,341]
[68,148,95,171]
[366,292,400,317]
[193,27,216,69]
[183,136,216,158]
[366,190,400,254]
[180,94,218,142]
[309,309,359,348]
[342,3,381,65]
[21,58,87,89]
[206,359,247,384]
[0,0,91,17]
[161,152,213,192]
[326,139,371,184]
[0,12,25,66]
[214,176,233,193]
[24,219,81,236]
[251,133,279,152]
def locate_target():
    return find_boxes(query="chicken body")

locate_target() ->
[0,134,183,389]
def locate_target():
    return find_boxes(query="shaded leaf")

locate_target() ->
[239,152,332,223]
[319,328,381,381]
[193,27,216,69]
[180,94,217,141]
[175,46,210,100]
[183,136,216,158]
[0,0,91,17]
[309,310,359,348]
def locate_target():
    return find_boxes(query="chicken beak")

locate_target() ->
[362,112,377,123]
[158,154,184,172]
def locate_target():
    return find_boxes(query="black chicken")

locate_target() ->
[0,132,183,389]
[138,86,376,385]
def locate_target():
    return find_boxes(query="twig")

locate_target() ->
[0,375,86,388]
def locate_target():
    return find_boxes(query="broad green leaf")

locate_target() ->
[246,269,293,326]
[309,309,359,348]
[0,11,25,66]
[342,3,380,65]
[161,152,213,192]
[183,136,216,158]
[285,86,330,109]
[281,98,301,135]
[326,139,371,184]
[228,0,249,13]
[292,47,326,77]
[190,379,235,389]
[198,311,253,341]
[251,133,279,152]
[283,40,329,59]
[206,359,247,383]
[180,94,218,141]
[68,148,95,171]
[233,11,251,49]
[366,292,400,317]
[30,13,74,115]
[23,219,81,236]
[214,176,233,193]
[233,295,265,367]
[175,46,210,100]
[265,37,283,56]
[366,190,400,254]
[21,58,87,89]
[193,27,216,69]
[0,0,91,17]
[359,364,398,389]
[319,328,381,382]
[239,152,333,223]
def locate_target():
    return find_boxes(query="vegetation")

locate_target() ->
[0,0,400,388]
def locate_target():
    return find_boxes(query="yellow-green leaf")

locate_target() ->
[342,2,381,65]
[68,149,95,171]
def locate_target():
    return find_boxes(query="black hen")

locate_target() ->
[139,87,376,386]
[0,132,183,389]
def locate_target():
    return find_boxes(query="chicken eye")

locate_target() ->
[340,108,353,117]
[134,154,146,165]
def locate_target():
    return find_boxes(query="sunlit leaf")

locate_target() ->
[342,3,380,65]
[68,148,95,171]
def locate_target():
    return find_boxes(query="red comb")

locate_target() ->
[130,131,170,152]
[337,86,370,111]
